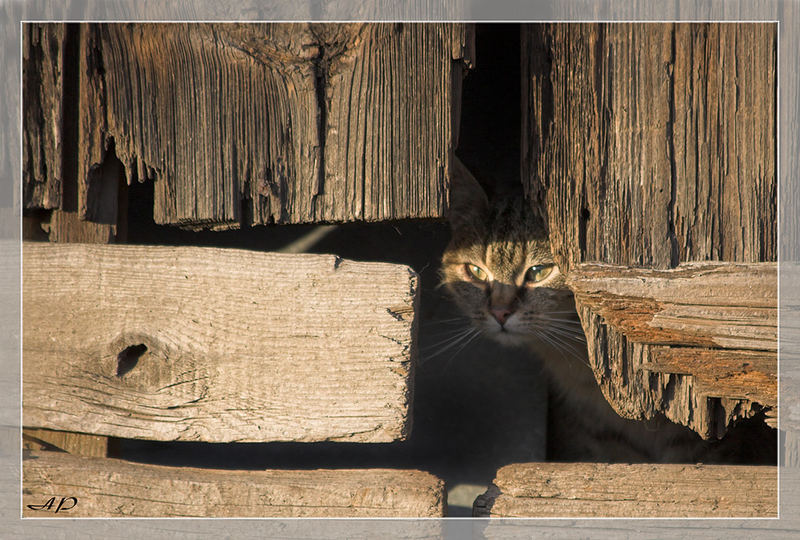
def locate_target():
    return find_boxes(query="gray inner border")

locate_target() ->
[2,1,797,538]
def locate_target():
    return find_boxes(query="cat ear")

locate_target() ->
[448,157,489,234]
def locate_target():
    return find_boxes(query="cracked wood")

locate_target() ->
[22,242,419,443]
[567,262,776,437]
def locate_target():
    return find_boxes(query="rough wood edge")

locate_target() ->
[567,262,777,351]
[566,262,776,438]
[577,300,771,439]
[644,346,776,406]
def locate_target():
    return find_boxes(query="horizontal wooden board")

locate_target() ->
[22,451,445,517]
[474,462,777,518]
[567,262,777,351]
[644,346,777,406]
[23,242,418,443]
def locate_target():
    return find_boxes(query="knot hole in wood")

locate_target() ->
[116,344,148,377]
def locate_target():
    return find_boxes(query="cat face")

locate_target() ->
[440,159,577,349]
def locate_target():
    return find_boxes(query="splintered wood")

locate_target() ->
[566,262,776,438]
[23,451,445,517]
[22,242,419,443]
[474,462,777,518]
[23,23,473,229]
[23,24,64,210]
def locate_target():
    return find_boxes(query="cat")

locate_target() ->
[439,157,708,462]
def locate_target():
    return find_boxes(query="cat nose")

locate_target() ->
[490,307,512,326]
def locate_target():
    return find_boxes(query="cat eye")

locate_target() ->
[465,263,488,282]
[524,264,554,283]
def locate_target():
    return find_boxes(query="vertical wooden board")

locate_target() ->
[46,210,116,243]
[78,23,120,226]
[85,23,470,228]
[671,24,777,264]
[260,22,472,223]
[23,23,64,210]
[522,23,776,273]
[23,243,419,443]
[98,23,317,229]
[23,451,446,517]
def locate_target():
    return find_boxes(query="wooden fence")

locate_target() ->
[22,22,777,518]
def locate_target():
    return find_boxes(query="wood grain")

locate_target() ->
[78,23,121,227]
[567,262,777,351]
[22,23,64,210]
[474,462,777,518]
[54,23,472,228]
[523,23,776,273]
[566,262,776,438]
[22,242,419,443]
[644,346,776,407]
[45,210,116,243]
[22,451,445,517]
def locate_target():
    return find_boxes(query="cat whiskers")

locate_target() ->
[525,318,590,368]
[418,324,483,369]
[425,316,473,326]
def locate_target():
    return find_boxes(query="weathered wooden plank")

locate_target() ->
[22,451,445,517]
[474,462,777,518]
[22,242,418,443]
[567,262,777,351]
[78,23,122,227]
[565,262,775,438]
[576,304,769,438]
[23,23,65,210]
[75,23,472,228]
[523,23,776,273]
[643,346,776,406]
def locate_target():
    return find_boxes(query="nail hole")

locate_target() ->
[117,344,147,377]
